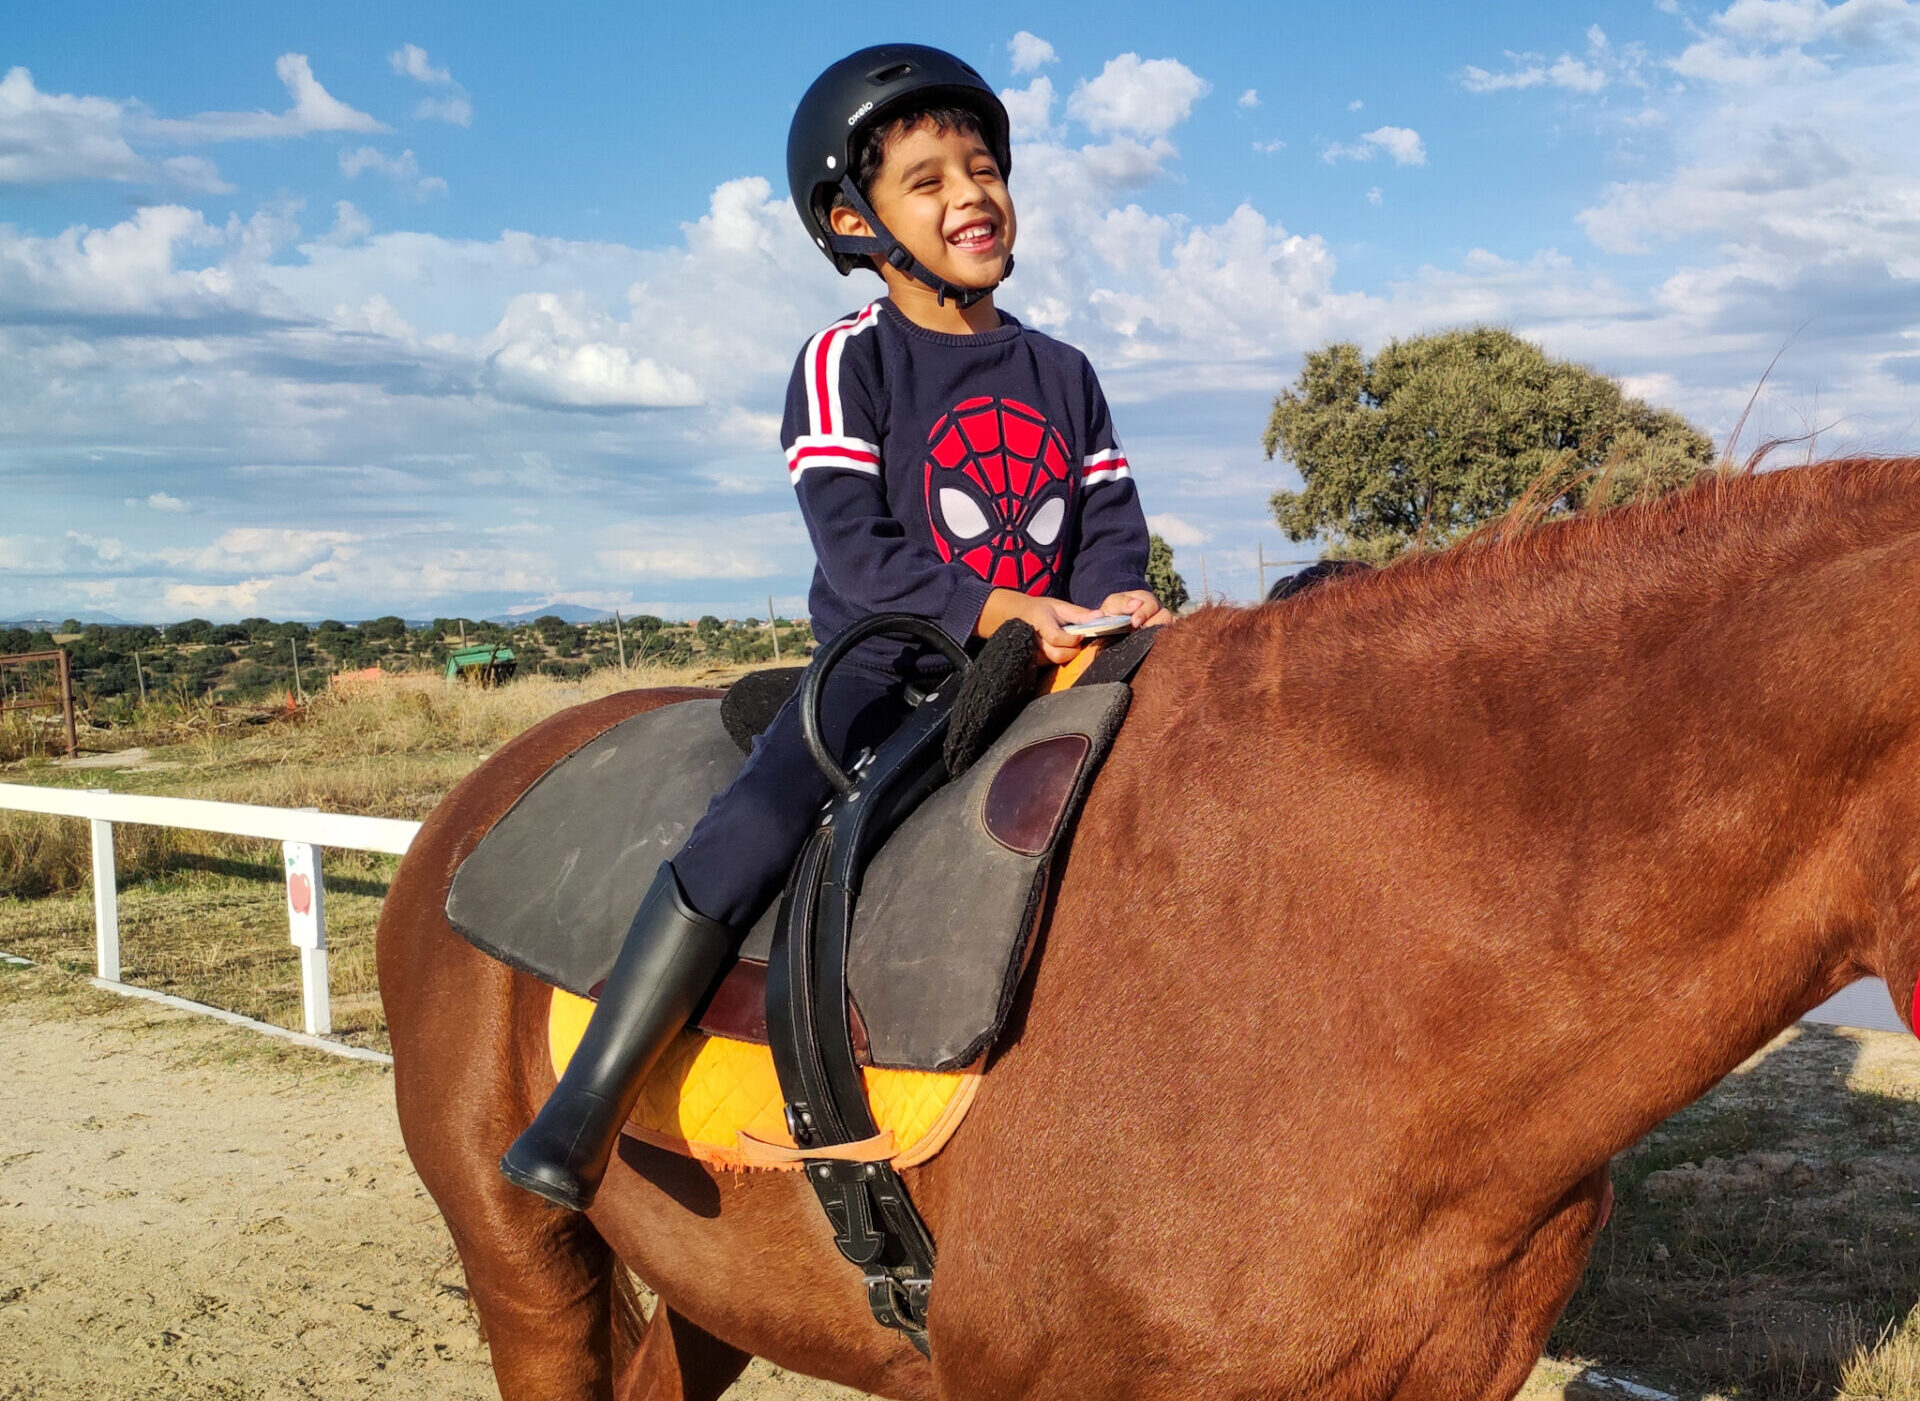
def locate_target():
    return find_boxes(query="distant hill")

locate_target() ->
[482,603,612,625]
[2,613,140,628]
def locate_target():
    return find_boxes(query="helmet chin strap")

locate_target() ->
[825,177,1011,310]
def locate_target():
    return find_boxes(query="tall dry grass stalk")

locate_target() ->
[0,664,739,898]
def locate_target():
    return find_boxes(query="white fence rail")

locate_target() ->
[0,782,420,1043]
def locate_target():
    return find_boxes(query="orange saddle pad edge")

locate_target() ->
[548,986,982,1173]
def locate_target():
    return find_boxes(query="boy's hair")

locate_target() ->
[827,103,988,218]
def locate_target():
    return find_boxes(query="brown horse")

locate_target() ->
[377,458,1920,1401]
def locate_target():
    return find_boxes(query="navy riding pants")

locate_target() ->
[669,652,923,929]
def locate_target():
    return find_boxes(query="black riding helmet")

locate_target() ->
[787,44,1014,307]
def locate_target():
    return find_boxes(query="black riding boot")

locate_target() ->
[499,863,736,1211]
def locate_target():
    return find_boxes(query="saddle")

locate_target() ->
[445,615,1154,1353]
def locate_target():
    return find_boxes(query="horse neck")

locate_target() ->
[1184,469,1920,1201]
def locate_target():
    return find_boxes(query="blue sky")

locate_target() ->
[4,0,1918,621]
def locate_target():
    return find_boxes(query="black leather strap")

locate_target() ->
[768,657,957,1356]
[1079,623,1160,688]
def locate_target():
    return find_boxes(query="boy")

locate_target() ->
[502,43,1168,1211]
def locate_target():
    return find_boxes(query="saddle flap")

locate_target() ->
[847,681,1131,1072]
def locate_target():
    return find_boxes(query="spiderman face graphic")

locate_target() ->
[923,396,1074,595]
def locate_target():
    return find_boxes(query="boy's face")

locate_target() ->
[833,118,1016,294]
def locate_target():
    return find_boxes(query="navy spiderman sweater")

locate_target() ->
[782,299,1151,655]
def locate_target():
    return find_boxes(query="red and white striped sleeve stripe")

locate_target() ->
[1082,445,1131,487]
[788,302,883,484]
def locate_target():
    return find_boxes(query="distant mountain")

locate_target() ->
[2,612,139,628]
[482,603,612,625]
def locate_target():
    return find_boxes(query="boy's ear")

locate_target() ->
[827,203,875,241]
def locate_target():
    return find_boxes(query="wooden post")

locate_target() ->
[134,651,148,704]
[284,832,329,1036]
[1200,551,1211,605]
[1257,543,1268,600]
[57,647,77,758]
[768,596,781,663]
[613,610,627,670]
[289,638,304,701]
[90,799,120,982]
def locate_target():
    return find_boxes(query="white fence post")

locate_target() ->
[283,838,329,1036]
[89,799,120,982]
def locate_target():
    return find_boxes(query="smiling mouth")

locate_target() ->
[947,221,999,254]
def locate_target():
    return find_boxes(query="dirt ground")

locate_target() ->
[0,964,858,1401]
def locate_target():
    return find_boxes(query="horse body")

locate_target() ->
[378,461,1920,1401]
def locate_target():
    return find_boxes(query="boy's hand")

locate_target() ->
[1098,589,1173,630]
[976,589,1098,666]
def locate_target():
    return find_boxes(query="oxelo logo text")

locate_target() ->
[847,101,873,126]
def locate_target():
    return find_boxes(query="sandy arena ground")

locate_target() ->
[0,967,859,1401]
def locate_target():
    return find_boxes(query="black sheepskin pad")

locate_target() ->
[943,619,1039,778]
[720,666,808,753]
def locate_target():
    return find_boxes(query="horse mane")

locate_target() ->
[1245,456,1920,648]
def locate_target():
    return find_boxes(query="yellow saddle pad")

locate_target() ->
[548,987,980,1172]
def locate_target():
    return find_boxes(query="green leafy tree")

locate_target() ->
[1145,534,1190,612]
[1264,327,1716,562]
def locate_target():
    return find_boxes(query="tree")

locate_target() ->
[1145,534,1190,613]
[1264,327,1716,562]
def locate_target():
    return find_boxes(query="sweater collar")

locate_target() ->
[878,298,1024,347]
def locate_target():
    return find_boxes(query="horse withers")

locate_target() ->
[377,458,1920,1401]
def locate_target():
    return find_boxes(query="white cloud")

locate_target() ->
[1323,125,1427,166]
[0,204,298,321]
[0,67,147,185]
[318,200,372,247]
[158,155,233,193]
[1253,138,1286,155]
[1146,513,1206,546]
[415,95,473,126]
[160,527,360,574]
[1367,186,1383,206]
[1348,98,1365,111]
[388,44,452,85]
[482,292,703,409]
[1000,77,1057,142]
[1008,32,1057,74]
[339,146,447,199]
[389,44,472,126]
[1066,55,1210,138]
[595,544,777,579]
[145,491,186,512]
[1238,88,1259,108]
[1463,25,1637,93]
[142,54,388,142]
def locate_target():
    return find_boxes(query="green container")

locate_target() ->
[445,644,517,685]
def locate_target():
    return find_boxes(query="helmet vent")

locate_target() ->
[870,63,915,83]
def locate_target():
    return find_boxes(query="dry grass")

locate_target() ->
[0,663,757,1050]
